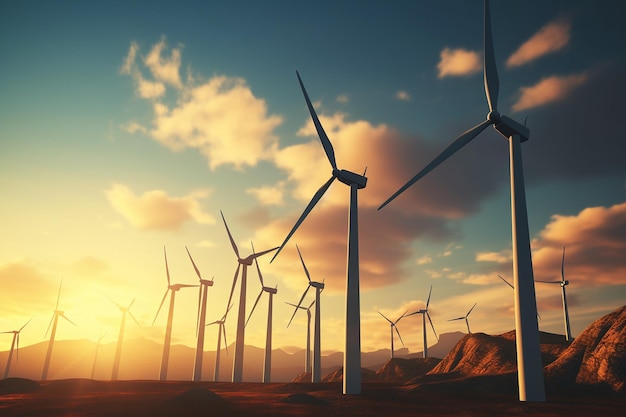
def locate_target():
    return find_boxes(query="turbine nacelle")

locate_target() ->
[333,169,367,189]
[310,281,325,290]
[169,283,199,292]
[262,286,278,294]
[199,278,214,287]
[494,115,529,142]
[562,280,569,287]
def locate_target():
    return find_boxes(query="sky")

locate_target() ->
[1,0,625,365]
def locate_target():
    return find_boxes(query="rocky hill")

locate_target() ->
[375,357,440,382]
[545,305,626,394]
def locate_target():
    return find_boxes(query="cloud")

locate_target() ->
[476,250,511,264]
[512,73,587,112]
[144,38,183,88]
[416,255,433,265]
[121,39,283,170]
[246,181,286,206]
[121,121,147,134]
[0,261,59,316]
[336,94,349,104]
[71,256,109,277]
[395,91,411,101]
[105,183,215,230]
[507,18,571,68]
[437,48,481,78]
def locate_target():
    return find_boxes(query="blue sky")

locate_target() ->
[1,0,625,359]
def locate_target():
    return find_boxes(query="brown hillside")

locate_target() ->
[375,357,440,382]
[545,304,626,394]
[428,331,569,377]
[321,367,377,382]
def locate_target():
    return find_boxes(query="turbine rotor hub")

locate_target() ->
[487,111,501,124]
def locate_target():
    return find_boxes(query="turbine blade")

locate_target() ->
[427,312,438,341]
[163,246,171,287]
[395,326,405,347]
[307,300,315,310]
[152,289,170,326]
[287,286,311,328]
[220,210,240,259]
[271,176,336,263]
[448,317,464,321]
[251,242,264,287]
[395,310,408,324]
[426,285,433,308]
[44,313,54,338]
[223,324,229,356]
[498,274,514,289]
[378,120,491,210]
[19,318,32,332]
[186,246,203,281]
[128,298,136,310]
[467,302,477,316]
[250,246,279,261]
[245,290,264,327]
[561,245,566,282]
[16,333,20,363]
[378,311,393,324]
[226,264,241,313]
[296,245,312,282]
[55,278,63,310]
[196,285,202,337]
[483,0,499,113]
[128,311,143,330]
[296,71,337,170]
[535,280,561,284]
[223,303,234,321]
[61,314,77,327]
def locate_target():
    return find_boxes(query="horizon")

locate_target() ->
[1,0,625,380]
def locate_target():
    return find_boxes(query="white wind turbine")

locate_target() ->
[498,274,542,321]
[186,246,214,382]
[271,72,368,395]
[206,303,232,382]
[221,211,278,383]
[378,311,406,359]
[536,245,572,341]
[448,303,477,334]
[245,243,278,383]
[378,0,545,401]
[90,331,105,379]
[286,300,315,376]
[42,279,76,381]
[1,319,31,378]
[110,297,141,380]
[286,245,325,382]
[406,286,438,358]
[153,246,198,381]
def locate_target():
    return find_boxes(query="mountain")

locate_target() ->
[545,305,626,394]
[426,330,570,377]
[375,357,440,382]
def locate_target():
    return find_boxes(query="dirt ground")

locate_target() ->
[0,378,624,417]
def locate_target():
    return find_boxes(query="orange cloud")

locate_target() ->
[512,73,587,112]
[437,48,481,78]
[507,18,571,68]
[144,38,183,88]
[246,181,286,206]
[105,183,215,231]
[476,250,511,264]
[395,91,411,101]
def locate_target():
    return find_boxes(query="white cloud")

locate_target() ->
[416,255,433,265]
[121,121,147,134]
[437,48,482,78]
[144,38,183,88]
[336,94,349,104]
[476,250,511,264]
[507,18,571,68]
[512,73,587,111]
[105,183,215,231]
[246,181,286,206]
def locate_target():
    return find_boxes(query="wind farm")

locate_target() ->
[1,0,626,415]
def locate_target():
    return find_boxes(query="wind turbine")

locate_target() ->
[221,211,278,383]
[1,319,31,378]
[245,243,278,383]
[448,303,477,334]
[406,286,438,358]
[286,245,325,382]
[536,245,572,341]
[286,300,315,376]
[110,297,141,380]
[378,311,406,359]
[42,279,76,381]
[153,246,198,381]
[498,274,541,321]
[271,72,368,395]
[90,331,105,379]
[206,303,232,382]
[186,246,214,382]
[378,0,545,401]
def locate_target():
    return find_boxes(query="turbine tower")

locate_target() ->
[245,243,278,383]
[207,303,232,382]
[221,211,278,383]
[186,246,214,382]
[378,311,406,359]
[448,303,477,334]
[110,297,141,380]
[287,245,325,382]
[90,331,105,379]
[42,279,76,381]
[536,245,572,341]
[378,0,545,401]
[406,286,438,358]
[153,246,198,381]
[271,72,368,395]
[286,300,315,376]
[1,319,31,378]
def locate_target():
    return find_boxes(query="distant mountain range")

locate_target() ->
[0,331,464,382]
